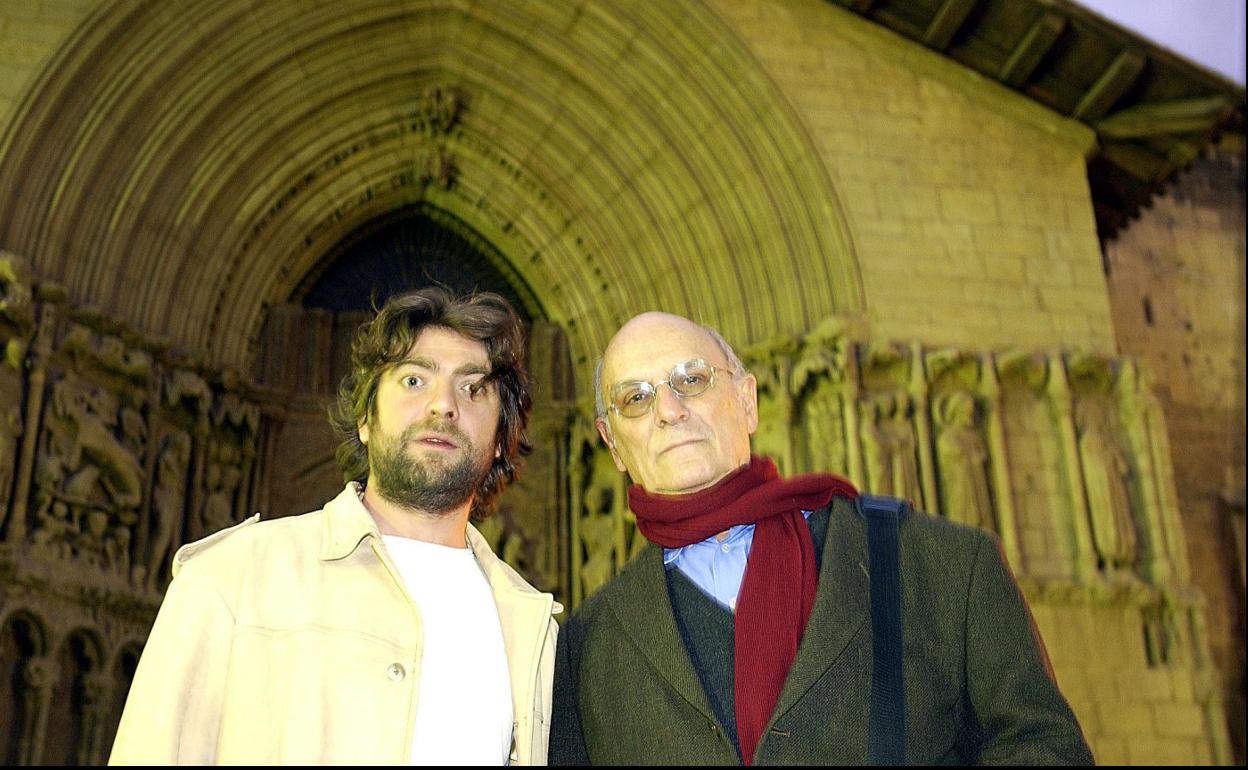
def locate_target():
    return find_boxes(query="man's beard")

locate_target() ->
[368,421,492,515]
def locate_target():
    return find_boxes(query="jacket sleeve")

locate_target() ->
[964,535,1095,765]
[548,611,592,765]
[108,564,234,765]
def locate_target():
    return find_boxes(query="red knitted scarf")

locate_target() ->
[628,455,858,764]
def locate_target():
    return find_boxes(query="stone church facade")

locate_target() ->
[0,0,1242,764]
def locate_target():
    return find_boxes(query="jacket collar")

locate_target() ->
[465,523,563,614]
[320,483,557,606]
[320,482,382,561]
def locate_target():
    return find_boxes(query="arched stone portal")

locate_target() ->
[0,0,864,382]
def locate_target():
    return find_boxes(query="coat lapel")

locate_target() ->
[767,498,870,725]
[605,546,718,721]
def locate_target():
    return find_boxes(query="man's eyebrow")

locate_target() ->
[395,356,439,371]
[454,363,491,378]
[394,358,491,377]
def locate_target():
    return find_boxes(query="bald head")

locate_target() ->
[595,312,746,420]
[593,311,757,494]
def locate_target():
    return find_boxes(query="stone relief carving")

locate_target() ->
[933,390,995,531]
[1075,400,1139,574]
[417,85,463,134]
[745,342,796,476]
[146,431,192,590]
[0,267,270,767]
[29,376,145,571]
[798,376,849,477]
[14,655,56,765]
[579,447,623,600]
[485,478,549,592]
[860,391,923,503]
[792,329,851,476]
[200,443,243,536]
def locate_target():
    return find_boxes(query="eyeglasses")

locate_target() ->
[608,358,723,419]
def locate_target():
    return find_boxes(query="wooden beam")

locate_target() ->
[1100,141,1166,181]
[1095,95,1233,138]
[1073,49,1146,121]
[923,0,978,50]
[998,12,1065,87]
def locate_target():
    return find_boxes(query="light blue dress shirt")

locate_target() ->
[662,511,812,612]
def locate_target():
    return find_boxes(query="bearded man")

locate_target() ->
[111,289,559,765]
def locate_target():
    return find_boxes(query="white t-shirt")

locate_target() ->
[382,535,514,766]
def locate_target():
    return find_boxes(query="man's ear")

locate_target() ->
[738,373,759,435]
[596,418,628,473]
[358,419,370,446]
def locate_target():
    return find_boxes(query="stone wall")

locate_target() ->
[707,0,1110,353]
[1105,137,1247,762]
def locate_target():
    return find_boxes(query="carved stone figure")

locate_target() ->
[934,391,994,531]
[800,377,848,475]
[30,500,74,560]
[579,509,616,600]
[104,525,132,577]
[752,389,791,475]
[76,508,111,568]
[861,392,922,502]
[147,431,192,590]
[30,417,76,558]
[484,497,540,587]
[200,452,243,536]
[579,449,621,597]
[1075,401,1138,572]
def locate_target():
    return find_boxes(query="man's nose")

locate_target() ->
[652,382,689,425]
[425,379,459,420]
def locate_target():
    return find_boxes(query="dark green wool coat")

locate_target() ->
[550,497,1094,765]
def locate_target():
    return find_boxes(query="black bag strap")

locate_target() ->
[858,494,909,766]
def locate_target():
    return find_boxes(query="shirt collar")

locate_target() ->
[662,520,756,566]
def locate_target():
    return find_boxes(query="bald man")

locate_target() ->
[549,312,1092,765]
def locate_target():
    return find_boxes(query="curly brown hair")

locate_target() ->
[328,287,531,521]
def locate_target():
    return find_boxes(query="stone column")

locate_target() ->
[1117,359,1171,586]
[7,303,56,542]
[1049,353,1097,583]
[983,354,1022,570]
[14,655,57,766]
[77,672,112,765]
[910,342,939,514]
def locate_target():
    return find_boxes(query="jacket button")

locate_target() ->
[386,663,406,682]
